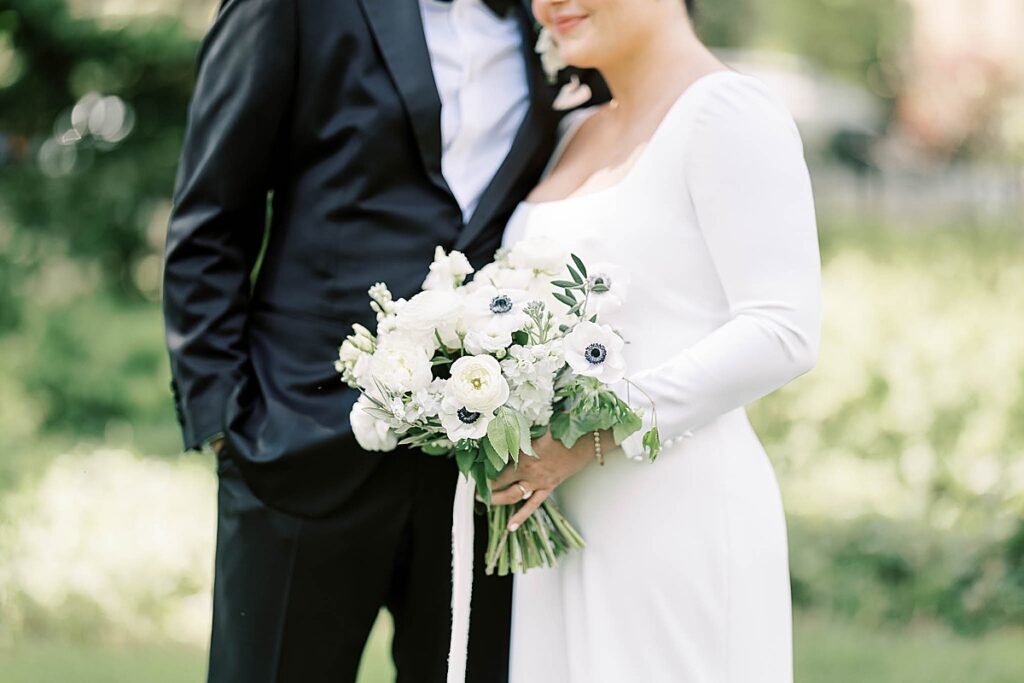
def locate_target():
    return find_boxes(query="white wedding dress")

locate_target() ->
[501,71,821,682]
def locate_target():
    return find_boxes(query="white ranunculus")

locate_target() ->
[447,354,511,413]
[584,262,631,319]
[422,246,474,291]
[350,395,398,451]
[439,395,493,441]
[563,321,626,384]
[507,237,569,275]
[464,328,515,355]
[394,288,465,350]
[367,341,433,395]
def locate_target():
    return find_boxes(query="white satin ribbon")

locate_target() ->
[447,473,477,683]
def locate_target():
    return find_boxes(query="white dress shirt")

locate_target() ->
[419,0,530,221]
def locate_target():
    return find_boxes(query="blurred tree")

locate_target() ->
[0,0,197,324]
[755,0,910,103]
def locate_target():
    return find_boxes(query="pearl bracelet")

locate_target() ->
[593,431,604,466]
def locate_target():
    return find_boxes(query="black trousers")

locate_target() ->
[208,448,511,682]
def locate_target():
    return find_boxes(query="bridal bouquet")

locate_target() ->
[336,241,660,575]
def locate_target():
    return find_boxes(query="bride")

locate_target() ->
[487,0,821,680]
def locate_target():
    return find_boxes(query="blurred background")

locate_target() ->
[0,0,1022,681]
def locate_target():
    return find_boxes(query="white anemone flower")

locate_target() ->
[584,262,631,318]
[350,395,399,451]
[447,354,511,413]
[464,284,528,331]
[439,395,493,441]
[563,321,626,384]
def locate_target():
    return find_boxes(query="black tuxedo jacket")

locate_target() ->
[163,0,607,517]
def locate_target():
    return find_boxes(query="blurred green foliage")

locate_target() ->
[1,0,1022,668]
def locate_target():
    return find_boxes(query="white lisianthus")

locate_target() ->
[507,237,569,275]
[350,395,398,452]
[584,262,631,318]
[422,246,474,291]
[394,289,464,350]
[563,321,626,384]
[447,354,511,414]
[439,395,492,441]
[367,341,434,395]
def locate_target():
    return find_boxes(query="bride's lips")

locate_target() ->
[552,14,587,36]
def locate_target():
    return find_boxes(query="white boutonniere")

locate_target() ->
[535,27,566,84]
[535,27,592,111]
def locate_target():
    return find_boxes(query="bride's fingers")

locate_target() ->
[490,482,530,506]
[507,489,551,531]
[491,464,522,491]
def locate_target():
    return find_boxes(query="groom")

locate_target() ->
[163,0,604,680]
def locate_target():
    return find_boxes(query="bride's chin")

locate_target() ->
[559,45,601,71]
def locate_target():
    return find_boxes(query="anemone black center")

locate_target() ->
[585,342,607,365]
[589,274,611,289]
[457,407,481,424]
[489,294,513,314]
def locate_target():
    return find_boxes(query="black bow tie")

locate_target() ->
[435,0,517,19]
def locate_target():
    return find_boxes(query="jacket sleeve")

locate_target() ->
[618,77,821,459]
[162,0,296,451]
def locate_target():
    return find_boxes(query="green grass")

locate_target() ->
[3,612,1023,683]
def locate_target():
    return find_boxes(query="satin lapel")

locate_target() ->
[358,0,451,198]
[454,3,558,251]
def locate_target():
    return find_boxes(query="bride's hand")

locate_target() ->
[490,429,606,531]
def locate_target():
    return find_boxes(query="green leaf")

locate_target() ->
[455,443,477,474]
[612,408,643,444]
[512,330,530,346]
[551,279,581,289]
[482,436,506,472]
[471,462,491,505]
[642,427,662,462]
[550,410,570,443]
[501,409,520,461]
[553,292,576,309]
[530,423,548,439]
[486,416,510,462]
[516,413,535,459]
[590,283,610,293]
[571,254,588,278]
[567,264,584,284]
[589,314,598,323]
[486,408,520,464]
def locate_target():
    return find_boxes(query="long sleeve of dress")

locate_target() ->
[618,77,821,459]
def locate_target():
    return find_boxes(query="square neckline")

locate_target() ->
[521,68,744,208]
